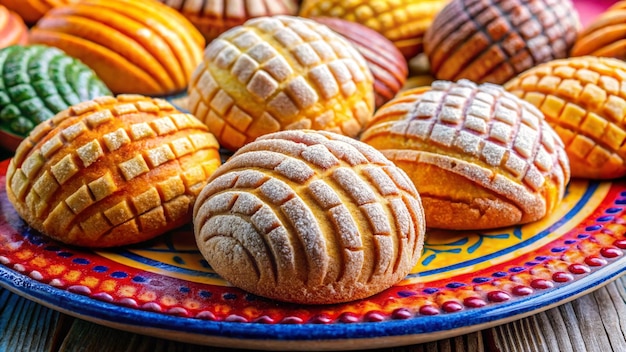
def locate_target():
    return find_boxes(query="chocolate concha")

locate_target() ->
[300,0,449,60]
[313,17,408,109]
[571,1,626,59]
[423,0,580,85]
[187,16,375,151]
[6,95,222,247]
[29,0,205,96]
[361,80,570,230]
[157,0,298,43]
[505,56,626,179]
[0,6,28,48]
[193,130,426,304]
[1,0,74,25]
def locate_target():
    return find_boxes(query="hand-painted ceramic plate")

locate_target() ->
[0,155,625,350]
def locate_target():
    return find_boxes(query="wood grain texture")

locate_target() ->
[0,276,624,351]
[489,276,626,352]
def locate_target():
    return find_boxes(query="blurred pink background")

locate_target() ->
[574,0,618,27]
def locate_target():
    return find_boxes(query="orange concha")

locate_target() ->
[571,1,626,60]
[158,0,298,43]
[0,0,74,25]
[29,0,205,96]
[0,6,28,48]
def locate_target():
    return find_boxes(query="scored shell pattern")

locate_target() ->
[505,56,626,179]
[360,79,570,229]
[0,0,74,24]
[424,0,580,84]
[157,0,298,42]
[30,0,205,96]
[0,5,28,48]
[299,0,449,59]
[0,45,111,139]
[187,16,374,151]
[571,1,626,60]
[6,95,221,247]
[194,130,425,304]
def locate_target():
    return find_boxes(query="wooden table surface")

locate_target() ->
[0,274,624,352]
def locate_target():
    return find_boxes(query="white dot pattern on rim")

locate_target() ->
[193,130,425,304]
[187,15,375,151]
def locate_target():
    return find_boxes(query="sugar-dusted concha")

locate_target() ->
[505,56,626,179]
[571,1,626,59]
[361,80,570,230]
[0,45,111,151]
[300,0,449,60]
[157,0,298,42]
[194,130,425,304]
[187,16,374,151]
[313,17,408,109]
[424,0,580,85]
[29,0,205,96]
[1,0,74,25]
[6,95,222,247]
[0,6,28,48]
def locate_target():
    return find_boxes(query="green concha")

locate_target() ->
[0,45,112,139]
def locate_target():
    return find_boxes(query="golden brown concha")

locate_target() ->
[361,80,570,230]
[29,0,205,96]
[300,0,450,60]
[312,17,408,109]
[571,1,626,60]
[6,95,222,247]
[187,16,374,151]
[193,130,425,304]
[157,0,298,43]
[423,0,580,85]
[505,56,626,179]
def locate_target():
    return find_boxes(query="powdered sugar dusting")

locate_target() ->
[301,144,340,169]
[274,158,315,183]
[259,178,295,205]
[332,167,377,205]
[307,180,342,209]
[329,204,362,249]
[281,197,328,285]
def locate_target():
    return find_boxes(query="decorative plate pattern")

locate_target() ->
[0,155,625,350]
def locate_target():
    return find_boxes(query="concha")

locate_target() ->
[505,56,626,179]
[194,129,425,304]
[187,16,375,151]
[361,80,570,230]
[29,0,205,95]
[6,95,222,247]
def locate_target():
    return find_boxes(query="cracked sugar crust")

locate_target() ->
[6,95,222,248]
[505,56,626,179]
[193,130,425,304]
[360,79,571,229]
[187,15,375,151]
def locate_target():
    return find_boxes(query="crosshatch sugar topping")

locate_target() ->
[6,95,222,247]
[360,79,570,230]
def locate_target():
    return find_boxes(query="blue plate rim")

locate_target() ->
[0,252,624,348]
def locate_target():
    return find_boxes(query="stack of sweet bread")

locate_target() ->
[0,0,623,305]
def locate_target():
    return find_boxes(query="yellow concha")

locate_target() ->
[188,16,375,151]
